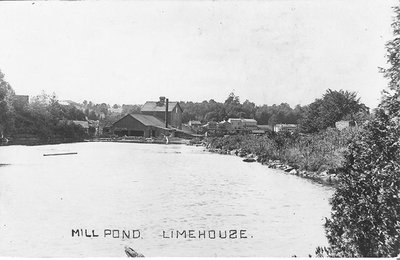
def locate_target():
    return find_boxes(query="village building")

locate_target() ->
[111,114,171,138]
[227,118,258,131]
[203,121,217,130]
[227,118,243,130]
[187,120,203,134]
[217,120,232,131]
[188,120,202,127]
[257,125,273,131]
[273,124,298,133]
[141,97,183,129]
[252,124,273,134]
[241,119,258,129]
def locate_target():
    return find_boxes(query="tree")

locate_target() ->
[300,89,368,133]
[0,70,15,136]
[99,103,109,115]
[224,92,242,118]
[321,110,400,257]
[88,110,98,120]
[320,4,400,257]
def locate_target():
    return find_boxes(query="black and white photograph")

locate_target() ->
[0,0,399,257]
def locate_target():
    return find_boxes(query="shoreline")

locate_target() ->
[1,139,338,187]
[205,146,339,187]
[0,137,191,147]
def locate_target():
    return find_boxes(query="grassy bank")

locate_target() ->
[205,128,361,184]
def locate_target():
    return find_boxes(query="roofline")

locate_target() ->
[111,114,134,126]
[141,101,183,112]
[176,102,183,112]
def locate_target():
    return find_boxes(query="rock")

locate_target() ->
[289,169,297,175]
[243,158,256,163]
[320,170,328,176]
[284,167,294,172]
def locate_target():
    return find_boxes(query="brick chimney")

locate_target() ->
[165,98,169,128]
[157,96,165,106]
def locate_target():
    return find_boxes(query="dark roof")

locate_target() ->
[129,114,167,128]
[141,101,181,112]
[258,125,273,130]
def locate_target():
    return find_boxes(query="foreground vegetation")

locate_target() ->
[206,127,360,174]
[317,3,400,257]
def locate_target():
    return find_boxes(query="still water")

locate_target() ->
[0,142,333,257]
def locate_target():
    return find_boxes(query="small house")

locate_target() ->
[242,119,258,129]
[227,118,243,130]
[188,120,202,127]
[274,124,298,133]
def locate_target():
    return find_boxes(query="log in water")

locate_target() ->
[43,152,78,156]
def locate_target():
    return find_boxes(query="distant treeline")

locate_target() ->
[180,90,370,133]
[0,67,371,139]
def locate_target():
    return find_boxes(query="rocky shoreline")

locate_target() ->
[206,146,339,187]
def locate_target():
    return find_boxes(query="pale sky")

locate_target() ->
[0,0,397,108]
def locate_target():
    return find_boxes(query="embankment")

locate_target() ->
[204,128,361,186]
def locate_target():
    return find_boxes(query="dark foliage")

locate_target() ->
[320,3,400,257]
[300,89,369,133]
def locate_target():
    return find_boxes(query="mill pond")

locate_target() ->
[0,142,333,257]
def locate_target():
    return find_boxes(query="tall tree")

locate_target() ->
[320,4,400,257]
[0,70,15,136]
[300,89,368,133]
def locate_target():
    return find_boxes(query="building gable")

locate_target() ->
[141,101,180,113]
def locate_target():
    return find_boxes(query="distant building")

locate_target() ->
[109,107,123,114]
[253,125,273,135]
[227,118,258,130]
[335,120,356,130]
[241,119,257,129]
[274,124,298,133]
[227,118,243,130]
[141,97,183,129]
[188,120,202,127]
[59,100,84,110]
[258,125,273,131]
[217,121,232,131]
[111,114,171,138]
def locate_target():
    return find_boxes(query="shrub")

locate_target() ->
[322,110,400,257]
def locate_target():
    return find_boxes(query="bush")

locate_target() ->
[206,128,356,172]
[322,110,400,257]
